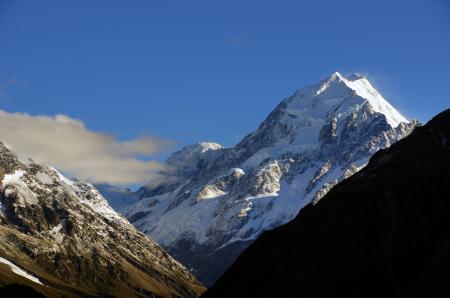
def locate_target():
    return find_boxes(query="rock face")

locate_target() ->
[0,143,204,297]
[203,109,450,298]
[124,72,418,286]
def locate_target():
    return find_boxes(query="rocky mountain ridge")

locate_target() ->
[0,142,204,297]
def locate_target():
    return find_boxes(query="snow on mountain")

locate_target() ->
[0,256,44,285]
[0,142,204,297]
[123,72,418,286]
[51,169,128,223]
[203,109,450,298]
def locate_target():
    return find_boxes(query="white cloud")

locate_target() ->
[0,110,171,185]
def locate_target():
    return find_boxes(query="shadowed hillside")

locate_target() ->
[204,109,450,298]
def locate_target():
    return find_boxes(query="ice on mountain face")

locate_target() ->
[129,186,221,247]
[123,72,417,286]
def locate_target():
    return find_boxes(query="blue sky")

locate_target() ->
[1,0,449,152]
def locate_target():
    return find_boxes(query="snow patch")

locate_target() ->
[2,170,38,205]
[2,169,25,186]
[0,256,44,285]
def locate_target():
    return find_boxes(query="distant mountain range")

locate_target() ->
[121,72,418,286]
[0,142,204,297]
[203,108,450,298]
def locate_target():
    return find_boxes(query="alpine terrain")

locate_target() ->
[203,108,450,298]
[124,72,418,286]
[0,142,204,297]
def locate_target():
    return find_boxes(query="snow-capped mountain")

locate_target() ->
[0,142,204,297]
[203,108,450,298]
[124,72,418,286]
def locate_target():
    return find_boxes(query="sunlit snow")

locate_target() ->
[0,256,44,285]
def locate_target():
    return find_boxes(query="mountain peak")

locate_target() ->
[326,71,363,82]
[327,71,345,82]
[323,71,362,82]
[124,73,418,287]
[291,72,408,128]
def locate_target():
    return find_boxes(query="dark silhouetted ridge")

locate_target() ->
[203,109,450,298]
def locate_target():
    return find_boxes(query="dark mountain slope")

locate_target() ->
[0,284,46,298]
[203,108,450,298]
